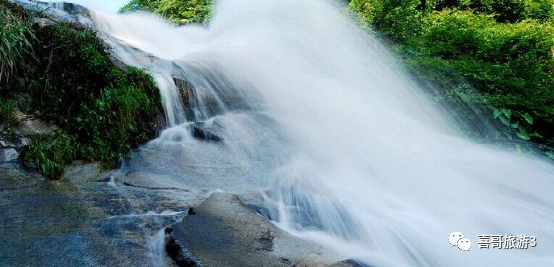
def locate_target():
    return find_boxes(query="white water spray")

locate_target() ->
[79,0,554,266]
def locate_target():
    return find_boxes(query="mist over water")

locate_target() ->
[81,0,554,266]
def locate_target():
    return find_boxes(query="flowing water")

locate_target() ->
[55,0,554,266]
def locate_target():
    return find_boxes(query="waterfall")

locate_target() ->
[74,0,554,266]
[47,0,64,10]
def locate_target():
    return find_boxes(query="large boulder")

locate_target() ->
[169,193,354,267]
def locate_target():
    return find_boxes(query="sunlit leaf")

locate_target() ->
[493,109,502,119]
[501,108,512,119]
[516,131,530,140]
[499,115,510,126]
[522,113,533,125]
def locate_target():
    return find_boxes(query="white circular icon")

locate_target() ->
[449,232,464,247]
[457,237,471,251]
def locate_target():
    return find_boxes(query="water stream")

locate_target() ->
[48,0,554,266]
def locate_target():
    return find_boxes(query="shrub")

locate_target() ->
[416,11,554,143]
[1,1,164,179]
[0,17,165,180]
[21,23,162,178]
[120,0,212,24]
[427,0,554,23]
[350,0,554,154]
[350,0,426,42]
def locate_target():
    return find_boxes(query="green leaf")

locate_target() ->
[546,151,554,160]
[501,108,512,119]
[510,122,519,129]
[522,113,533,125]
[498,115,510,126]
[493,109,502,119]
[516,131,530,141]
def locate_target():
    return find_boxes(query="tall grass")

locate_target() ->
[0,3,34,83]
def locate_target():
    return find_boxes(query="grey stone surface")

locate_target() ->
[0,148,19,162]
[0,167,200,267]
[171,193,347,267]
[61,162,103,184]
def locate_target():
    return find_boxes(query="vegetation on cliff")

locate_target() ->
[351,0,554,157]
[120,0,212,24]
[0,0,163,179]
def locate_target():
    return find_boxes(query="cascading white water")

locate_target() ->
[78,0,554,266]
[47,0,64,9]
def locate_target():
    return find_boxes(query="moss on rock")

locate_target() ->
[1,1,163,179]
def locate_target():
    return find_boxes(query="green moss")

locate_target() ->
[120,0,212,24]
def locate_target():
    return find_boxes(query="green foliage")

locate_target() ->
[350,0,554,155]
[492,108,542,141]
[29,24,109,122]
[350,0,427,42]
[0,98,17,127]
[427,0,554,23]
[0,0,34,83]
[416,12,554,146]
[20,23,162,178]
[120,0,212,24]
[24,133,77,179]
[0,8,162,180]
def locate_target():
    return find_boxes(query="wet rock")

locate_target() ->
[0,128,26,152]
[0,164,41,189]
[13,109,58,136]
[10,0,94,26]
[34,17,56,27]
[192,123,222,142]
[258,229,275,252]
[171,193,346,267]
[172,78,198,121]
[0,167,201,267]
[171,63,252,119]
[58,2,91,17]
[341,259,374,267]
[0,109,60,164]
[0,148,19,162]
[165,227,200,267]
[61,162,103,184]
[295,261,361,267]
[19,137,29,146]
